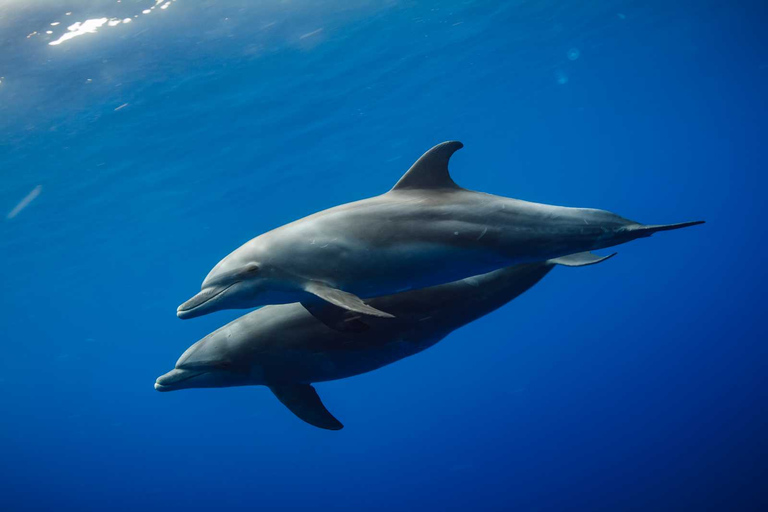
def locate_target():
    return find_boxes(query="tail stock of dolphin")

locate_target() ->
[624,220,705,238]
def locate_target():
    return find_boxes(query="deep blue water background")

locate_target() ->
[1,1,766,510]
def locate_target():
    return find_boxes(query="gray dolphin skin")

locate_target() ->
[158,253,611,430]
[177,141,703,322]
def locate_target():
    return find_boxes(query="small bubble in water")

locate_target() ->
[567,48,580,61]
[556,71,569,85]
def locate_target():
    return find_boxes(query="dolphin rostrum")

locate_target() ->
[177,141,702,323]
[159,253,612,429]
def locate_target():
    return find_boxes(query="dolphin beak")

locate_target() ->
[154,368,205,392]
[177,283,234,319]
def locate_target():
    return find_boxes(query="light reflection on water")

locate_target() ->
[47,0,175,46]
[6,185,42,219]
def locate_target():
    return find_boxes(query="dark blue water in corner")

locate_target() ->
[1,1,766,510]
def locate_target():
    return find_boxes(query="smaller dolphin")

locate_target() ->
[158,252,612,430]
[177,141,703,324]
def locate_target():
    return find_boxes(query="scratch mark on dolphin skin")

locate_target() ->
[476,227,488,240]
[7,185,42,219]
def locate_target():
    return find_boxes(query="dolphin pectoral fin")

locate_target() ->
[548,251,617,267]
[391,141,464,191]
[304,281,395,319]
[301,300,372,333]
[269,384,344,431]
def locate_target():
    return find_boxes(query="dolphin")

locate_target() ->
[159,252,613,429]
[177,141,703,323]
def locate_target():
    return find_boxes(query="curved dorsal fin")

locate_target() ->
[391,141,464,191]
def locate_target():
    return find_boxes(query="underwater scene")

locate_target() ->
[1,1,766,510]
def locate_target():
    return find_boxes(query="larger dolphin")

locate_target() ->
[159,253,610,430]
[177,141,702,322]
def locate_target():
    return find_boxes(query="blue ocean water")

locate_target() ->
[1,1,766,510]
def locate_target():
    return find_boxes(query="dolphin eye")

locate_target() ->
[243,263,260,275]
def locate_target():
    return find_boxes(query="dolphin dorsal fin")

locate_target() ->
[391,141,464,191]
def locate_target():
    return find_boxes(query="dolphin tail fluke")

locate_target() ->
[627,220,705,238]
[548,251,617,267]
[270,384,344,431]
